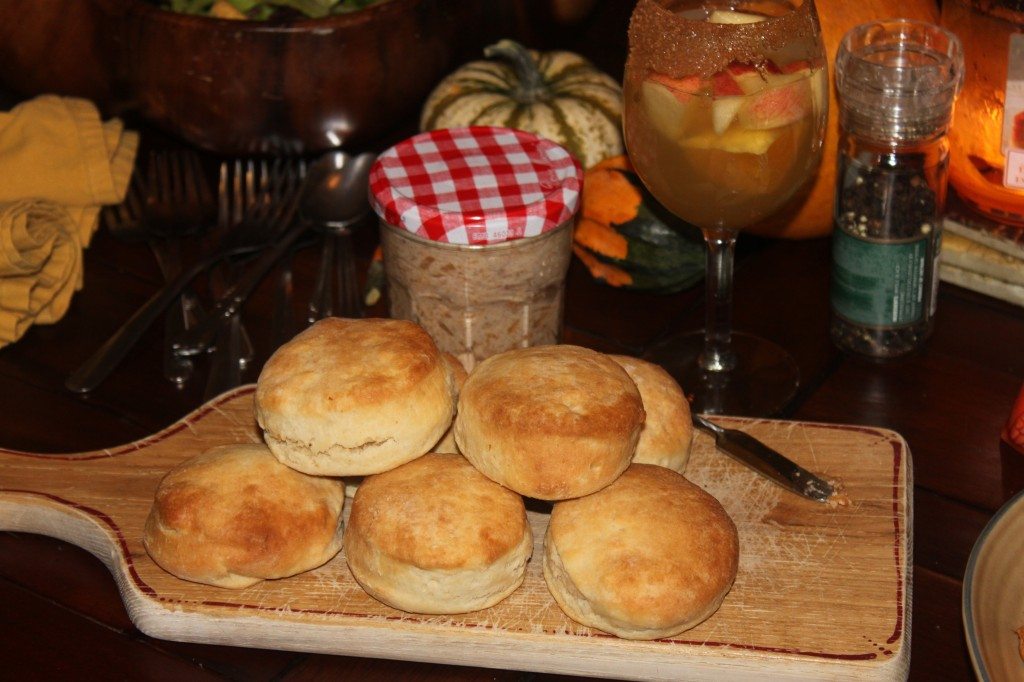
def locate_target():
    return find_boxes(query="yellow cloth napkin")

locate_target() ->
[0,95,138,348]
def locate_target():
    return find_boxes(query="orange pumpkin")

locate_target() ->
[745,0,939,239]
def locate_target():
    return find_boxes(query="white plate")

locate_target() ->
[963,487,1024,681]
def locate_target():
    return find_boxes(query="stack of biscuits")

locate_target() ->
[143,317,739,640]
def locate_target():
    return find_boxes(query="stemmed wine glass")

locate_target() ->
[623,0,828,416]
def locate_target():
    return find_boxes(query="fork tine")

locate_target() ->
[170,151,185,205]
[258,160,271,205]
[264,163,303,237]
[191,151,215,211]
[218,162,230,231]
[258,161,287,226]
[232,159,244,226]
[256,160,286,223]
[245,160,257,210]
[179,151,199,210]
[169,150,184,206]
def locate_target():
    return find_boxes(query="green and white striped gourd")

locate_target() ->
[420,39,623,169]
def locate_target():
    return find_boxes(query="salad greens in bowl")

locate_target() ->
[164,0,380,20]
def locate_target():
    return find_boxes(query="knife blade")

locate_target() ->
[692,414,834,503]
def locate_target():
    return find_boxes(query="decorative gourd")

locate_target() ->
[420,39,623,169]
[574,156,704,292]
[747,0,939,239]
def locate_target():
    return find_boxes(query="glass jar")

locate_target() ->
[368,126,582,370]
[829,20,964,358]
[381,221,573,371]
[942,0,1024,226]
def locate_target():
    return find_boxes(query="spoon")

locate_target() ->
[302,151,376,322]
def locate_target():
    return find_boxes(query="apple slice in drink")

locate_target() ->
[781,59,827,117]
[708,9,764,24]
[711,70,745,134]
[738,70,812,130]
[640,73,704,140]
[681,127,780,155]
[727,62,769,95]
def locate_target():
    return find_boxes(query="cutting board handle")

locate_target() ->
[0,448,144,585]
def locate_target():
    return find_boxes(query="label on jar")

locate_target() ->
[1003,33,1024,189]
[831,228,927,328]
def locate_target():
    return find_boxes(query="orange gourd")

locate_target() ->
[745,0,939,239]
[573,155,704,291]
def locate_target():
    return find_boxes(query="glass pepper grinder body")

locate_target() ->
[830,20,964,358]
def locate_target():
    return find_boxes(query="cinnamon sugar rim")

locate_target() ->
[626,0,822,81]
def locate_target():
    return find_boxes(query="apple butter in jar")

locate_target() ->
[369,126,582,370]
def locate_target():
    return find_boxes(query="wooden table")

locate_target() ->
[2,5,1022,681]
[3,207,1021,681]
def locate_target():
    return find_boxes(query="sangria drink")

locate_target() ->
[625,4,827,231]
[623,0,827,415]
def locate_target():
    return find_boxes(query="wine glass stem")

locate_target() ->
[700,228,738,374]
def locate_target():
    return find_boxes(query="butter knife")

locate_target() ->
[172,218,307,357]
[692,414,834,502]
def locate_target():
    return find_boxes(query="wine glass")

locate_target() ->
[623,0,828,416]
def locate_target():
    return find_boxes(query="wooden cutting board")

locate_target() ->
[0,385,911,681]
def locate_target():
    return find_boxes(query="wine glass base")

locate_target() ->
[644,331,799,417]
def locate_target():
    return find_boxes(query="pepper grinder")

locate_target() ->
[829,20,964,358]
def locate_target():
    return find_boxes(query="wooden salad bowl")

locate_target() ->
[0,0,487,154]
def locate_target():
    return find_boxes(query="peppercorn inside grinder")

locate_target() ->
[829,20,964,358]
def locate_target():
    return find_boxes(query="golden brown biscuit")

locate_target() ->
[255,317,456,476]
[346,354,467,499]
[609,355,693,473]
[544,464,738,639]
[454,345,645,500]
[434,352,469,454]
[143,444,346,589]
[344,453,532,614]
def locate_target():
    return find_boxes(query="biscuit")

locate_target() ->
[346,353,468,499]
[455,345,645,500]
[143,444,346,589]
[433,352,469,454]
[344,453,532,614]
[544,464,738,639]
[255,317,455,476]
[609,355,693,473]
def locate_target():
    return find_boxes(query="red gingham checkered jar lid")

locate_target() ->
[369,126,583,246]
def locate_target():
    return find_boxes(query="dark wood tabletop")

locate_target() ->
[2,3,1023,681]
[4,200,1022,682]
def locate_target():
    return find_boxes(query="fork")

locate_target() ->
[173,158,306,362]
[197,159,300,398]
[207,160,269,371]
[143,149,215,386]
[102,177,194,386]
[66,159,304,394]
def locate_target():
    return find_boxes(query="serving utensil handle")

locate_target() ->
[64,255,220,394]
[173,220,309,356]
